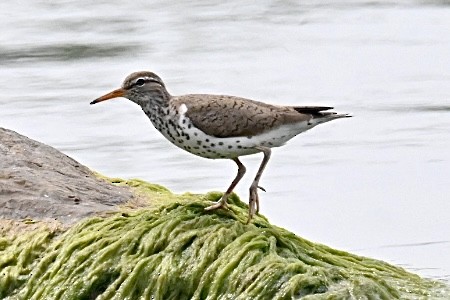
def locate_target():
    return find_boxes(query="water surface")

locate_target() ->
[1,0,449,281]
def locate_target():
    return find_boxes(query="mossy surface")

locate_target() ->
[1,179,449,299]
[0,221,58,299]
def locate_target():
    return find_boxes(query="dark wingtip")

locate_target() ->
[293,106,334,114]
[90,100,97,105]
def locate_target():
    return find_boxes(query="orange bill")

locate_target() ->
[90,88,125,105]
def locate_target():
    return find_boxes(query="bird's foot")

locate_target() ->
[247,184,260,224]
[205,194,229,211]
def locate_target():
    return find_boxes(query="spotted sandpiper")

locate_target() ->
[91,71,350,222]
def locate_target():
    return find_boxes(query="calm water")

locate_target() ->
[1,1,449,281]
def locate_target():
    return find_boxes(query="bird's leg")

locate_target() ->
[248,146,271,223]
[205,158,246,211]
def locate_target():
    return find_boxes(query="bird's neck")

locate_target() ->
[138,87,171,114]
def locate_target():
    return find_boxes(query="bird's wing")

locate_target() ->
[172,95,320,138]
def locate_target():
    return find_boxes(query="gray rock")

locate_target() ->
[0,127,132,224]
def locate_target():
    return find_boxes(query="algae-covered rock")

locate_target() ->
[1,182,449,299]
[0,127,448,299]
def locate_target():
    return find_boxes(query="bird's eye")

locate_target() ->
[135,78,146,86]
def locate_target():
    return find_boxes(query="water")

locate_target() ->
[1,0,449,282]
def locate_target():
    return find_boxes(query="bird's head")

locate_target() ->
[90,71,168,106]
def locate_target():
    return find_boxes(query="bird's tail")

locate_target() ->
[319,112,352,119]
[293,106,351,122]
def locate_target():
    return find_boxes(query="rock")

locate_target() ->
[0,127,132,224]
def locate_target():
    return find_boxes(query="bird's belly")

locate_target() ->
[152,118,307,159]
[159,126,261,159]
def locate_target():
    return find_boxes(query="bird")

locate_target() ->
[90,71,350,222]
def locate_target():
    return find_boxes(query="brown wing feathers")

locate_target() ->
[176,95,330,138]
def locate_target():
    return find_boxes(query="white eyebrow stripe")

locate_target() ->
[135,76,151,83]
[132,77,162,88]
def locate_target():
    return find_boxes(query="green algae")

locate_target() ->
[0,222,58,299]
[1,179,449,299]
